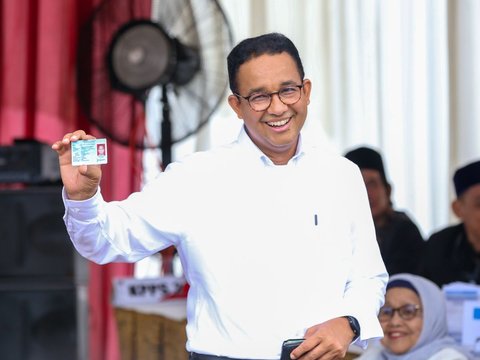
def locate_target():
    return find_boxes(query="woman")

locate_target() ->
[357,273,471,360]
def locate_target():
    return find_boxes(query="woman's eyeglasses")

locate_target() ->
[378,304,421,321]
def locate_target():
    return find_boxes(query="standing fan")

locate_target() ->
[77,0,233,166]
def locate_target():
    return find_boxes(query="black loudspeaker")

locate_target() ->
[0,187,73,278]
[0,187,78,360]
[0,139,60,184]
[0,288,77,360]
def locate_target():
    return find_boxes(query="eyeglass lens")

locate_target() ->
[248,85,302,111]
[379,304,420,321]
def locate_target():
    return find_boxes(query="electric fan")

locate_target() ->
[77,0,233,166]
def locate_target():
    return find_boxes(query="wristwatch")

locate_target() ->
[344,316,360,341]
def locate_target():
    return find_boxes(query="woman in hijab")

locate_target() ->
[357,273,472,360]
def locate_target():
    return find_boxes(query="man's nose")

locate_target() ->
[267,93,288,114]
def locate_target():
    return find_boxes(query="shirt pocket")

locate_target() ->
[305,207,353,265]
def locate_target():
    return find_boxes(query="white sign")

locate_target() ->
[112,276,186,307]
[443,282,480,349]
[462,301,480,348]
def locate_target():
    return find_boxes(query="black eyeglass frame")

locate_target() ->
[234,83,305,112]
[378,304,422,321]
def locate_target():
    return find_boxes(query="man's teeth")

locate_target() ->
[267,118,290,127]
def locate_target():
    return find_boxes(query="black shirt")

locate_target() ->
[420,223,480,287]
[375,210,425,276]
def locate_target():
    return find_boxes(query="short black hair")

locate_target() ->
[227,32,305,94]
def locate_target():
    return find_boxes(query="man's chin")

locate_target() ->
[469,238,480,253]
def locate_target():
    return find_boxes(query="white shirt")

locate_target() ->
[63,128,388,359]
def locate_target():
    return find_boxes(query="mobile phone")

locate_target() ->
[280,338,304,360]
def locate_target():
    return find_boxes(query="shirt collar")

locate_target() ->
[236,125,306,166]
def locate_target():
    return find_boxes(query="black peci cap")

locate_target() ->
[344,146,389,186]
[453,160,480,197]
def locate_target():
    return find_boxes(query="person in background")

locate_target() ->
[356,273,471,360]
[420,160,480,287]
[52,33,388,360]
[344,146,425,276]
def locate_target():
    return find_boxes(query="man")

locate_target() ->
[344,147,425,276]
[96,144,105,156]
[421,160,480,287]
[52,33,387,360]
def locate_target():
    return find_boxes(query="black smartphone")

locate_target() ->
[280,338,304,360]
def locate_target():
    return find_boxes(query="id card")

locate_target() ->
[71,139,108,166]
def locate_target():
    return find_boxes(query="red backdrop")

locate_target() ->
[0,1,147,359]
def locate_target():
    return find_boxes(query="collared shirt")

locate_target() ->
[421,223,480,286]
[375,210,425,276]
[63,127,388,359]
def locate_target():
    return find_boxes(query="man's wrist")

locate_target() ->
[344,316,360,341]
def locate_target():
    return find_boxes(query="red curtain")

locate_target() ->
[0,1,146,359]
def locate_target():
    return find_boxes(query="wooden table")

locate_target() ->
[114,301,361,360]
[115,300,188,360]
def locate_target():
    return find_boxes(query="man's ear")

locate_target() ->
[386,184,392,198]
[302,79,312,104]
[228,95,243,119]
[452,199,463,219]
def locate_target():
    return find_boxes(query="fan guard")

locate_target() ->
[107,19,201,94]
[77,0,233,155]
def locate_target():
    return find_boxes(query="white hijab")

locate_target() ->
[378,273,471,360]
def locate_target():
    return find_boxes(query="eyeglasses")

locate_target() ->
[378,304,422,321]
[234,83,304,112]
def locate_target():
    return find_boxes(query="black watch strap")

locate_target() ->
[344,316,360,341]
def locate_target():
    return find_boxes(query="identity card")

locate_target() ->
[71,138,108,166]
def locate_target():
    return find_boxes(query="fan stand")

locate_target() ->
[160,84,172,169]
[159,84,175,274]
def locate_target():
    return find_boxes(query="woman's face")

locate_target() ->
[380,287,423,354]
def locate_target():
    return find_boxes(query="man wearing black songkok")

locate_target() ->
[345,146,425,276]
[420,160,480,286]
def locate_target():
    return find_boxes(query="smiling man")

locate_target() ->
[227,51,310,165]
[52,33,387,360]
